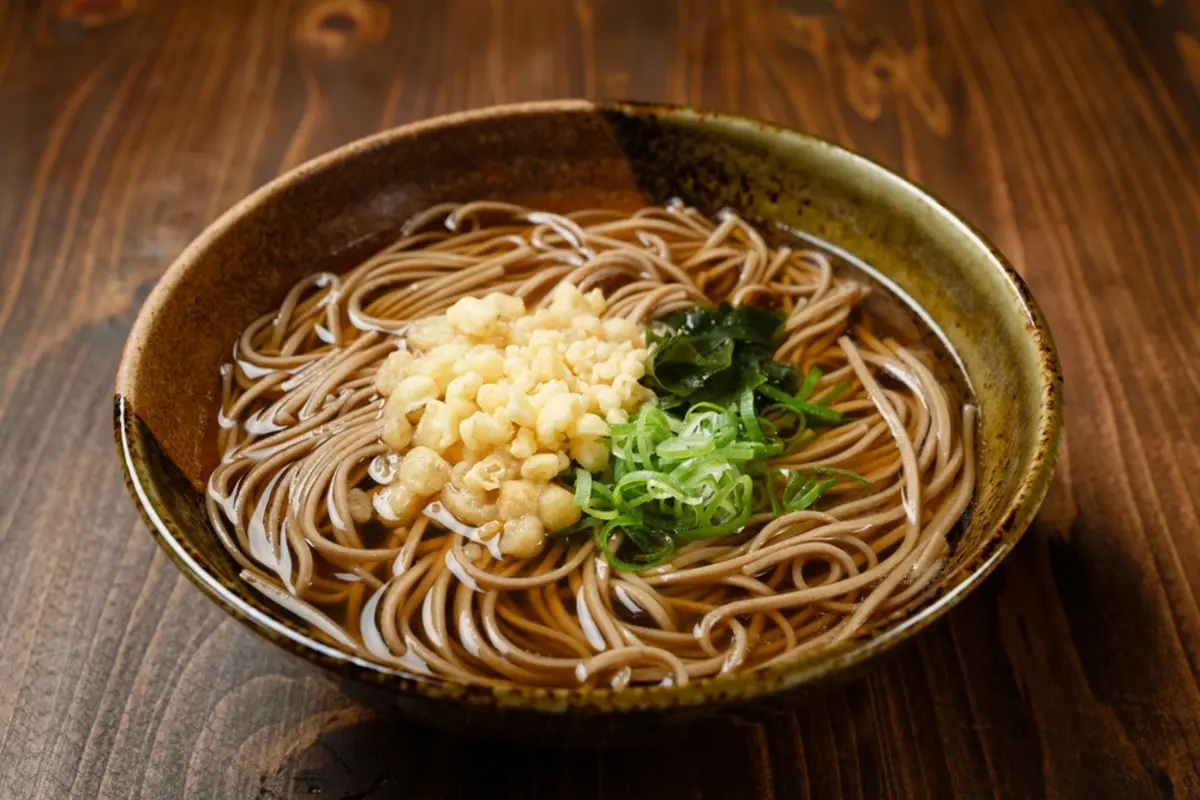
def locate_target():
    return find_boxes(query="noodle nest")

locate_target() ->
[207,201,975,690]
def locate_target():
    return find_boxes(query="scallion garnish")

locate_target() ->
[758,383,844,425]
[574,403,866,571]
[569,303,865,571]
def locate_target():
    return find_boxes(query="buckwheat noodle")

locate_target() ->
[207,201,975,689]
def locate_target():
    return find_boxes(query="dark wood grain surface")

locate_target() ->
[2,0,1199,797]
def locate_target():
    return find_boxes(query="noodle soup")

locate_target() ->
[207,201,975,690]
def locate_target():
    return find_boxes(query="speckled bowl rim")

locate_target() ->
[115,99,1063,714]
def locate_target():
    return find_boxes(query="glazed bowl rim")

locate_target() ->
[115,99,1063,714]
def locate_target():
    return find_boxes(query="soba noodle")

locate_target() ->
[207,200,975,689]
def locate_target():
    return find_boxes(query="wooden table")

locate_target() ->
[2,0,1198,797]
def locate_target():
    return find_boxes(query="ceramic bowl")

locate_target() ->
[115,100,1062,743]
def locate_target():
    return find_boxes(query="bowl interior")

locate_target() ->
[115,100,1061,712]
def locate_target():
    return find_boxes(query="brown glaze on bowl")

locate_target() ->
[114,100,1062,743]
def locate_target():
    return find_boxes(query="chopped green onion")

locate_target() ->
[739,389,764,442]
[573,468,593,505]
[656,434,716,460]
[594,519,676,572]
[784,475,839,511]
[797,367,823,400]
[573,402,781,571]
[813,380,851,407]
[793,465,873,496]
[772,465,872,512]
[758,383,844,425]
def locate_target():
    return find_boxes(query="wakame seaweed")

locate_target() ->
[645,303,797,407]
